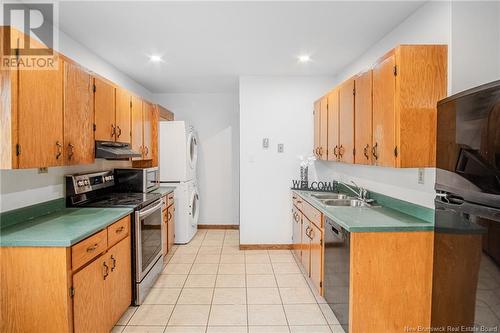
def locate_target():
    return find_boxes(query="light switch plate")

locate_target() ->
[417,168,425,184]
[278,143,284,153]
[263,138,269,149]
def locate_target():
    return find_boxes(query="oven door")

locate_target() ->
[135,200,163,281]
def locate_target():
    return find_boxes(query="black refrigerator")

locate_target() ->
[432,80,500,331]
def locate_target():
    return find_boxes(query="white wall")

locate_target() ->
[239,76,335,244]
[451,1,500,93]
[153,93,240,226]
[0,22,153,213]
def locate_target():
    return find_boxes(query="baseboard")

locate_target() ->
[239,244,293,250]
[197,224,239,230]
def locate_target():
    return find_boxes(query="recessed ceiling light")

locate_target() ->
[298,55,311,63]
[149,55,163,62]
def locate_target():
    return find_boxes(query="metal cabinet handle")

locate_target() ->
[86,243,98,252]
[333,145,339,158]
[372,142,379,160]
[55,141,63,159]
[116,126,122,138]
[115,226,125,233]
[363,144,369,159]
[293,212,300,222]
[103,262,109,280]
[309,228,314,239]
[145,146,149,156]
[110,255,116,272]
[167,211,172,221]
[111,124,116,137]
[68,143,74,160]
[339,145,345,158]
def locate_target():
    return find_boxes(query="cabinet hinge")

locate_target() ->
[15,143,21,156]
[319,281,322,288]
[92,84,96,93]
[393,65,398,76]
[353,148,356,156]
[69,287,75,298]
[320,239,323,246]
[353,87,356,96]
[130,101,132,108]
[93,123,96,131]
[394,146,399,157]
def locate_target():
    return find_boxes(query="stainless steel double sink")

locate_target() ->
[309,193,370,207]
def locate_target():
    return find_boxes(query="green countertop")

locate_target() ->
[294,190,433,232]
[152,187,175,196]
[0,208,133,247]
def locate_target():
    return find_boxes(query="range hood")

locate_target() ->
[95,141,141,159]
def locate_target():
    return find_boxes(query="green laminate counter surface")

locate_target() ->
[152,187,175,196]
[0,208,133,247]
[294,190,433,232]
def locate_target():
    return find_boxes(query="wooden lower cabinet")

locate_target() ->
[0,216,131,333]
[167,203,175,254]
[162,196,175,263]
[292,206,302,259]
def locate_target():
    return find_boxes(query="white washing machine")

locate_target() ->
[161,181,199,244]
[159,121,198,182]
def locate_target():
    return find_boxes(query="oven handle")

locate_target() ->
[138,201,163,219]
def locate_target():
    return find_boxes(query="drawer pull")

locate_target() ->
[115,226,125,233]
[86,243,99,252]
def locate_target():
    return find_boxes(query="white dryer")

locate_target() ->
[159,121,198,182]
[161,181,199,244]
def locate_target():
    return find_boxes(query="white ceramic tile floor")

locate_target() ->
[114,229,343,333]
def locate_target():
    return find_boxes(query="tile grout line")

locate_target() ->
[270,251,291,332]
[204,230,224,333]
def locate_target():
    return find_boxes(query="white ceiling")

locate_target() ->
[58,1,424,93]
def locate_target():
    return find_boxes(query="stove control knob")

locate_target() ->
[84,180,90,185]
[77,180,84,186]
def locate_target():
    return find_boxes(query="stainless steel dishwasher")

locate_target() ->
[324,217,350,332]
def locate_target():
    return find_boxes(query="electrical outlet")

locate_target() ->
[417,168,425,184]
[38,167,48,174]
[278,143,284,153]
[262,138,269,149]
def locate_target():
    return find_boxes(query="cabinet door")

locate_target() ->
[143,101,153,159]
[309,222,323,294]
[131,95,143,158]
[319,96,328,160]
[292,207,302,260]
[94,77,116,142]
[339,78,355,163]
[167,204,175,253]
[115,88,131,143]
[313,100,321,158]
[64,61,94,165]
[73,256,109,333]
[373,53,396,167]
[327,88,339,161]
[151,105,160,167]
[354,70,373,165]
[301,219,311,276]
[108,236,132,326]
[17,58,64,168]
[162,208,169,258]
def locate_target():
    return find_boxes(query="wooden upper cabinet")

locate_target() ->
[373,53,397,167]
[327,89,339,161]
[151,105,160,167]
[319,96,328,160]
[143,101,153,159]
[395,45,447,167]
[313,100,321,158]
[338,78,355,163]
[94,77,116,142]
[17,58,64,168]
[354,70,373,165]
[64,62,94,165]
[130,95,143,157]
[115,88,131,143]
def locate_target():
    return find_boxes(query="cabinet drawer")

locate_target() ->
[291,192,303,210]
[302,201,322,228]
[167,192,174,207]
[107,216,130,248]
[72,229,107,271]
